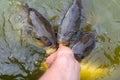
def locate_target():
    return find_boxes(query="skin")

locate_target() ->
[27,7,56,47]
[20,5,57,54]
[20,4,56,48]
[39,45,80,80]
[27,8,58,54]
[57,0,81,45]
[71,32,95,60]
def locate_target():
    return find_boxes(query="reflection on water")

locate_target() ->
[80,63,107,80]
[0,0,120,80]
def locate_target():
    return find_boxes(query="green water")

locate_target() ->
[0,0,120,80]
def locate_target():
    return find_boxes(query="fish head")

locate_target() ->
[33,32,54,47]
[19,4,57,54]
[32,32,57,55]
[71,32,96,61]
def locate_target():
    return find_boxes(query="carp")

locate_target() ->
[70,32,95,60]
[20,5,57,54]
[57,0,81,46]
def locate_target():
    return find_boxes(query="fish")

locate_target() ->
[20,5,57,54]
[57,0,81,46]
[70,32,95,61]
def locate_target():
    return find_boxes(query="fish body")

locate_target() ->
[20,5,57,54]
[57,0,81,45]
[70,32,95,60]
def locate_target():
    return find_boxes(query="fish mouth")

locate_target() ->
[57,40,69,46]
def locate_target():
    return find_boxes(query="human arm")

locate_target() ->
[39,45,80,80]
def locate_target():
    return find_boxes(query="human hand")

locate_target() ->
[46,44,80,80]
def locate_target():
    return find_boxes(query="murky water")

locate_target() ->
[0,0,120,80]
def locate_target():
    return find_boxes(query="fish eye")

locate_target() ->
[35,35,52,46]
[42,36,48,41]
[35,36,48,41]
[41,36,52,46]
[36,37,41,40]
[34,34,41,40]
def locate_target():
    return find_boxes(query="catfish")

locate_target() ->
[57,0,81,46]
[20,5,57,54]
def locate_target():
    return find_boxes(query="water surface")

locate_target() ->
[0,0,120,80]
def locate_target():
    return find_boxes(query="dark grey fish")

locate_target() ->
[70,32,95,61]
[57,0,81,46]
[20,5,57,54]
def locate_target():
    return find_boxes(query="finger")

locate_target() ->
[57,45,74,57]
[46,52,57,67]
